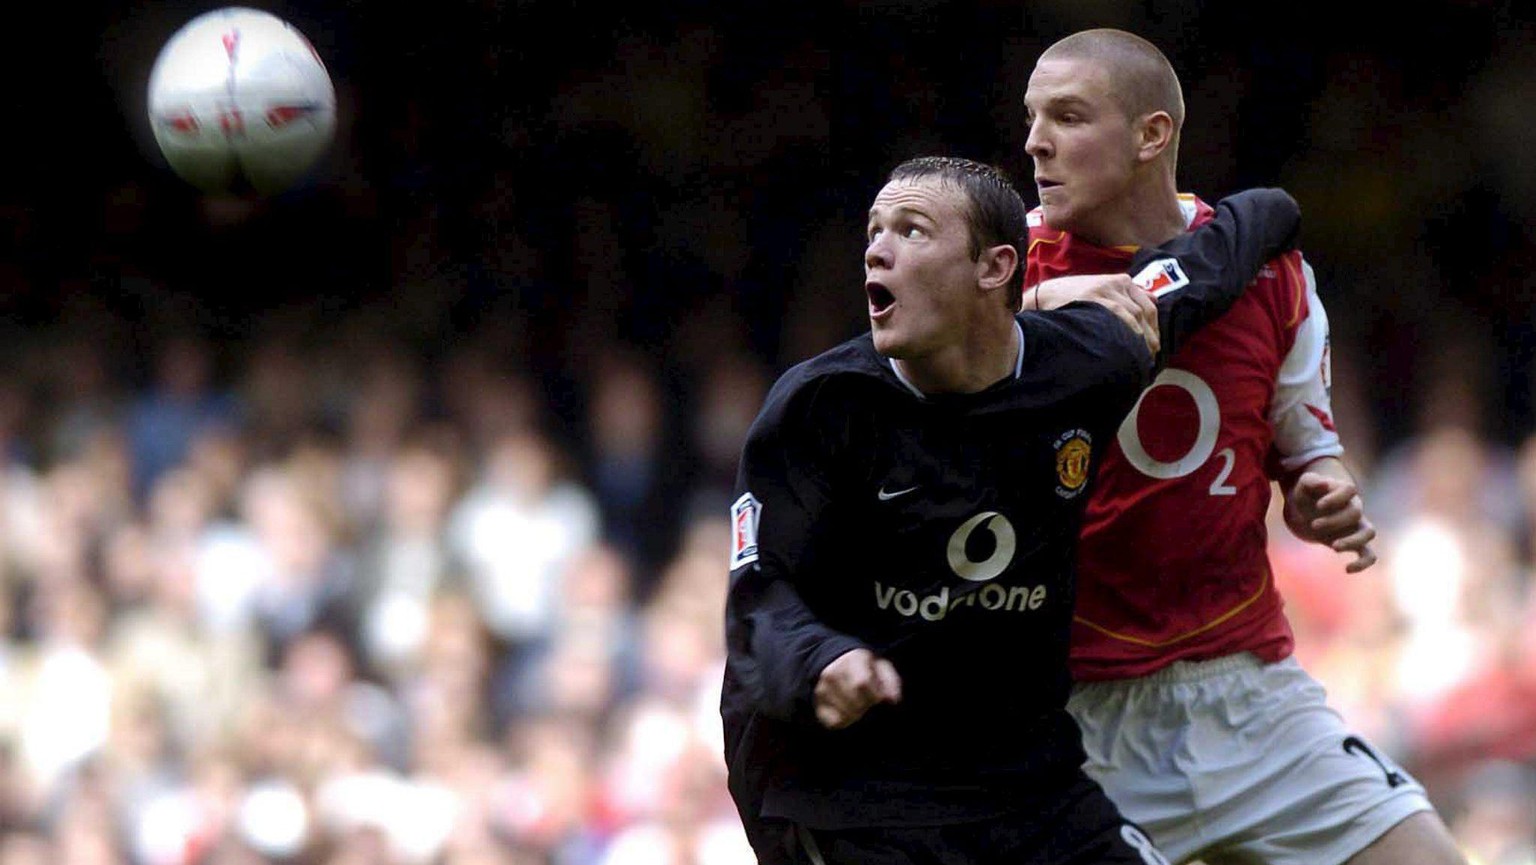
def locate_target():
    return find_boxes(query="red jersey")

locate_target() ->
[1026,195,1342,681]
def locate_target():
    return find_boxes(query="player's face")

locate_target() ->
[864,177,984,359]
[1024,57,1140,238]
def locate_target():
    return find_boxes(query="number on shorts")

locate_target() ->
[1342,736,1406,788]
[1120,824,1171,865]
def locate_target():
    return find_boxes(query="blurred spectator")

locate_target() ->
[0,381,35,472]
[241,339,319,465]
[194,462,358,663]
[498,543,639,725]
[124,336,241,503]
[338,350,430,537]
[437,346,542,457]
[447,429,599,703]
[42,335,123,467]
[354,441,461,678]
[579,351,688,594]
[1409,588,1536,788]
[1448,761,1536,865]
[682,356,768,518]
[0,833,50,865]
[106,528,265,754]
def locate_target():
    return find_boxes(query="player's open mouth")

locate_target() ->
[867,282,895,316]
[1037,179,1061,191]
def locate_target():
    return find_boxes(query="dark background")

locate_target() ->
[10,0,1536,462]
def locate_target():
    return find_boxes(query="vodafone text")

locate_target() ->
[873,581,1047,621]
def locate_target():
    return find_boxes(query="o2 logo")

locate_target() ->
[1117,368,1236,496]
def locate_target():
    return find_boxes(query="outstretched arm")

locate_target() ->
[1026,188,1301,367]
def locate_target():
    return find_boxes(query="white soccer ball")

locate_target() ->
[147,7,336,195]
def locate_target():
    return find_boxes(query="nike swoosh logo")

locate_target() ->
[877,485,919,501]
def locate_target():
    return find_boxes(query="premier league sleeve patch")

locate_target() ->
[730,492,761,569]
[1131,257,1190,298]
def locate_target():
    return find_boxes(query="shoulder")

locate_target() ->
[1261,248,1314,324]
[1013,308,1149,430]
[1018,307,1149,389]
[1020,305,1142,358]
[755,334,892,430]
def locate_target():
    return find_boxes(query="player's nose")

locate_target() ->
[1025,122,1052,159]
[865,235,892,270]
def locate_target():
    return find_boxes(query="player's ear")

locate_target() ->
[977,243,1019,294]
[1135,110,1175,164]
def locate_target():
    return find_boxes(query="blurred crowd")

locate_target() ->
[0,326,767,865]
[0,309,1532,865]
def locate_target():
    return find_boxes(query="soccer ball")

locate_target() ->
[147,7,336,195]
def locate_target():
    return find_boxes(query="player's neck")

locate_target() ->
[893,317,1020,396]
[1079,178,1186,249]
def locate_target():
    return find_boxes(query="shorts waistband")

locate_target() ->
[1083,652,1270,687]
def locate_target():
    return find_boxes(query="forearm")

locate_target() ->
[726,570,867,726]
[1024,275,1121,311]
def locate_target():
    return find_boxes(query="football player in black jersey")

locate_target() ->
[722,155,1299,865]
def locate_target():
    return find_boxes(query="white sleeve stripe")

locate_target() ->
[1270,255,1342,462]
[1277,442,1346,474]
[1275,259,1327,387]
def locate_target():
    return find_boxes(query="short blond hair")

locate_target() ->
[1041,29,1185,138]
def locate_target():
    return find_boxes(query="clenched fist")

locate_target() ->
[814,648,903,729]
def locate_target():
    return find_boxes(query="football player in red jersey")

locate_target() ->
[1019,28,1466,865]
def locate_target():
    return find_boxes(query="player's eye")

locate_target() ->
[903,225,924,239]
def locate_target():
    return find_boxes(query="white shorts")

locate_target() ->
[1067,653,1433,865]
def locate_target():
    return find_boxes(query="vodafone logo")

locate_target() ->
[873,511,1048,622]
[946,511,1016,582]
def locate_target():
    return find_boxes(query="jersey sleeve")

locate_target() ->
[724,372,868,728]
[1020,303,1156,426]
[1269,255,1344,473]
[1130,187,1301,368]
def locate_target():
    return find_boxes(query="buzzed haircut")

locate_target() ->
[1041,29,1185,134]
[887,156,1029,309]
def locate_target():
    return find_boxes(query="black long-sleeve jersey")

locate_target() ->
[722,189,1300,842]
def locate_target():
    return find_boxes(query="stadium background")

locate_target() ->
[0,1,1532,862]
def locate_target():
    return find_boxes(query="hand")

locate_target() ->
[1285,471,1378,573]
[1031,274,1160,356]
[814,648,902,729]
